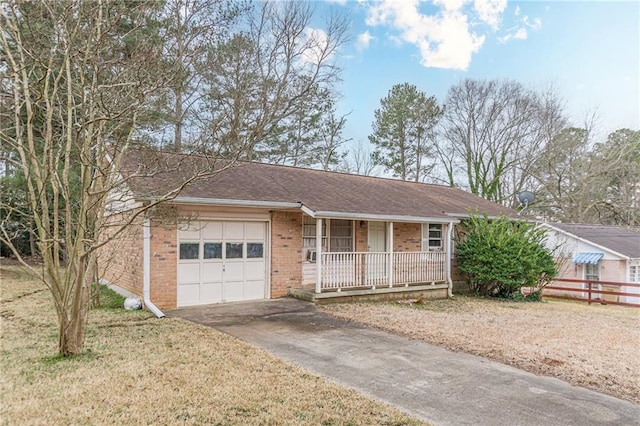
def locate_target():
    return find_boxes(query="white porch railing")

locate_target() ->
[319,251,446,291]
[393,252,446,285]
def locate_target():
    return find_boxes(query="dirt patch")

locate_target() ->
[320,296,640,404]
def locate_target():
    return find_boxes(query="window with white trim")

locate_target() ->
[303,215,327,250]
[302,216,353,258]
[585,263,600,281]
[422,223,443,252]
[584,263,601,300]
[630,263,639,282]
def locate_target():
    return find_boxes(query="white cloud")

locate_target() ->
[356,31,374,51]
[528,17,542,30]
[365,0,489,70]
[498,10,542,44]
[325,0,347,4]
[301,28,329,66]
[433,0,467,12]
[474,0,507,29]
[498,27,527,44]
[514,5,520,16]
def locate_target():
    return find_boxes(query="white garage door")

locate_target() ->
[177,221,267,307]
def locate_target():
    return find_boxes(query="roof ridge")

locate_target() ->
[557,222,640,230]
[247,159,461,190]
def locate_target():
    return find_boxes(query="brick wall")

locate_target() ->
[393,222,422,251]
[149,219,178,309]
[355,220,368,252]
[270,211,303,296]
[99,212,144,296]
[100,212,178,309]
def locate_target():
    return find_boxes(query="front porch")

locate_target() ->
[319,251,447,289]
[292,215,455,302]
[289,282,450,304]
[291,250,449,302]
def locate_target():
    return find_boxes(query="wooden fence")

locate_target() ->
[538,278,640,308]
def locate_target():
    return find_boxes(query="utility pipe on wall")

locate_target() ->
[143,217,165,318]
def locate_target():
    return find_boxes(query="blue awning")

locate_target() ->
[572,252,604,265]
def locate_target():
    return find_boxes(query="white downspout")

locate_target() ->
[143,217,165,318]
[446,222,454,297]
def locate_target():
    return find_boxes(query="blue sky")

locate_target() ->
[318,0,639,146]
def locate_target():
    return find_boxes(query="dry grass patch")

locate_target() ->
[0,266,422,425]
[320,296,640,404]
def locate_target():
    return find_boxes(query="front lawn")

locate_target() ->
[321,296,640,404]
[0,266,421,425]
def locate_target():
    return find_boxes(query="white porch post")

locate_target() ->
[446,222,453,297]
[387,221,394,288]
[315,218,323,294]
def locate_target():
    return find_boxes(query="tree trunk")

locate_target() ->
[56,258,91,356]
[174,86,183,152]
[29,219,37,258]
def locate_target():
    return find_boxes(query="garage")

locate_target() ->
[177,220,268,306]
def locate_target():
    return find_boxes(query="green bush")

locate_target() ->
[456,214,556,299]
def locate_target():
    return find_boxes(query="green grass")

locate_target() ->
[92,283,126,310]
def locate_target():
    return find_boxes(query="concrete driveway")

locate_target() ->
[168,298,640,426]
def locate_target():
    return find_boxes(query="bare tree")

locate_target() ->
[317,99,351,171]
[198,0,349,159]
[257,81,327,167]
[0,1,242,356]
[532,125,640,225]
[153,0,245,151]
[340,140,379,176]
[437,79,566,205]
[529,127,593,221]
[591,129,640,225]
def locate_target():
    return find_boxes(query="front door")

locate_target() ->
[368,221,386,252]
[367,221,387,283]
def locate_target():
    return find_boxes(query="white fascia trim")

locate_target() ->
[171,197,302,210]
[539,223,630,260]
[445,212,517,221]
[300,204,316,217]
[310,210,459,224]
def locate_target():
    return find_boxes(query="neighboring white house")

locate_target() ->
[541,223,640,304]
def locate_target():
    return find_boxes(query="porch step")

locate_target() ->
[288,283,449,304]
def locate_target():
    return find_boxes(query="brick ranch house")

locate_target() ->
[100,148,516,316]
[540,223,640,304]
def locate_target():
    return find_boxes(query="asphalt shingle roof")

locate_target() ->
[551,223,640,258]
[119,148,517,221]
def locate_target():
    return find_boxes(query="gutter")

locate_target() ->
[302,207,460,225]
[143,217,165,318]
[169,197,301,210]
[444,212,514,221]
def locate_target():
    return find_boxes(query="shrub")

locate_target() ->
[456,214,556,299]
